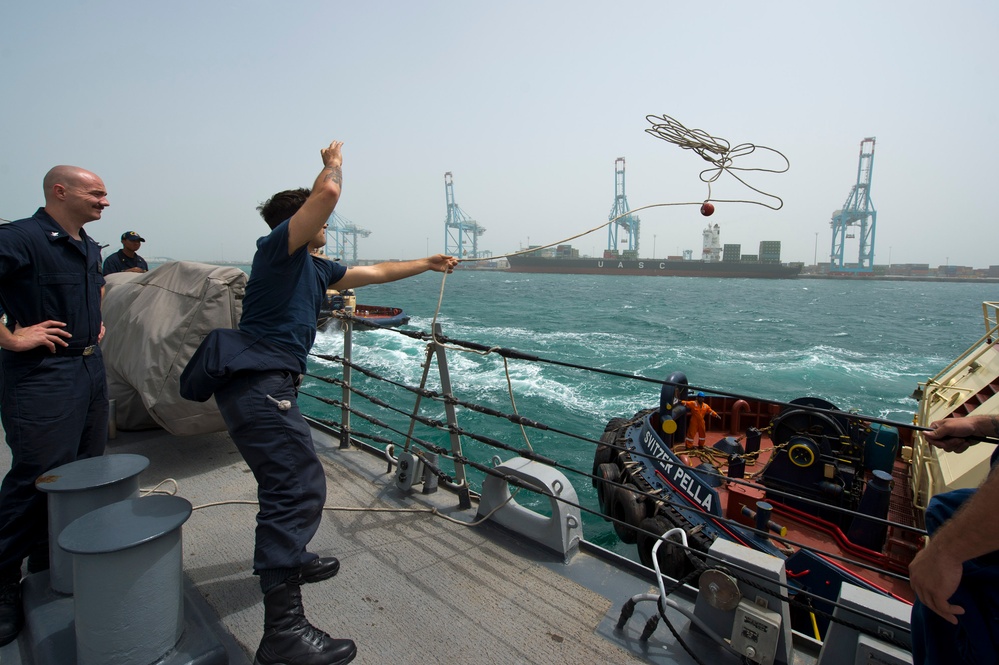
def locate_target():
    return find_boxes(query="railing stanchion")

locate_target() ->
[340,315,352,449]
[433,323,471,509]
[402,342,436,454]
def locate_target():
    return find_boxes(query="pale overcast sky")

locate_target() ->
[2,1,996,267]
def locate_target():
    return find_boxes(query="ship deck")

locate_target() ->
[0,420,826,665]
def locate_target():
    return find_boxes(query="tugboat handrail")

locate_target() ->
[911,301,999,510]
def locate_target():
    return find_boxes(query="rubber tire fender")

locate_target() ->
[609,483,648,544]
[636,514,694,581]
[595,463,620,519]
[592,429,621,481]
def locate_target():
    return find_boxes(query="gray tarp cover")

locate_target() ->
[100,261,246,435]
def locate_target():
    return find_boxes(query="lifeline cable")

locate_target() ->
[311,351,930,537]
[300,377,920,582]
[311,368,924,547]
[314,328,994,445]
[297,366,916,642]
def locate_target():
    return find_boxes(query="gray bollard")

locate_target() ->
[58,494,192,665]
[35,454,149,594]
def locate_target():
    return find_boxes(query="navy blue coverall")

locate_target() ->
[0,209,108,581]
[180,219,345,590]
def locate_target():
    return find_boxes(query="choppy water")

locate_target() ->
[299,271,996,553]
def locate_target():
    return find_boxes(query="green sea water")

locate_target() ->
[295,271,996,554]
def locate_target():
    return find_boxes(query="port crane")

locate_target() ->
[326,211,371,264]
[829,138,877,273]
[443,172,486,258]
[607,157,640,253]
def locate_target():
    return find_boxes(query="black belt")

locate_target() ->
[61,345,98,356]
[3,344,98,362]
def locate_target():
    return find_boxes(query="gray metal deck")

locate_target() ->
[0,421,721,665]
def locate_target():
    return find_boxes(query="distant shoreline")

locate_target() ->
[148,260,999,283]
[797,273,999,284]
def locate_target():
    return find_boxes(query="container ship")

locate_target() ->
[507,224,803,279]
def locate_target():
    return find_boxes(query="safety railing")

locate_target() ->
[297,309,924,656]
[910,302,999,510]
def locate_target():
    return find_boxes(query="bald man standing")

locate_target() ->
[0,166,110,646]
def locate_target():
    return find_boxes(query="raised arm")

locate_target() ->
[333,254,458,291]
[286,141,344,255]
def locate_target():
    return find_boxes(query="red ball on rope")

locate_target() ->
[700,202,715,217]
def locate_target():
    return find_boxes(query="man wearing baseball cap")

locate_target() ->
[102,231,148,274]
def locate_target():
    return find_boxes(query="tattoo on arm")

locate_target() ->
[324,165,342,185]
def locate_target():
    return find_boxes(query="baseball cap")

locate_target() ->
[121,231,145,242]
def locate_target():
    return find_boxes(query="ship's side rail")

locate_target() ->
[299,312,920,660]
[911,301,999,512]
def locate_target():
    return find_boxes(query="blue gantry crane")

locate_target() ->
[830,138,877,273]
[326,211,371,264]
[607,157,640,253]
[443,172,486,258]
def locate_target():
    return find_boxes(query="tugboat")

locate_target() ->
[594,371,923,635]
[318,288,410,332]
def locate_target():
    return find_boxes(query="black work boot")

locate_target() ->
[254,581,356,665]
[0,578,23,648]
[300,557,339,584]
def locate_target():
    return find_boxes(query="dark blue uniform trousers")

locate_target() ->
[912,488,999,664]
[0,353,108,580]
[214,370,326,578]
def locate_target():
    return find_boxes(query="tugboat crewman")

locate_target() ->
[682,391,720,449]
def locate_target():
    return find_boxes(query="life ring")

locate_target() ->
[595,463,620,519]
[609,483,648,544]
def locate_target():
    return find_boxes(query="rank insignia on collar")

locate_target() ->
[50,232,60,237]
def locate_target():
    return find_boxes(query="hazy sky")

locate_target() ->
[2,1,997,268]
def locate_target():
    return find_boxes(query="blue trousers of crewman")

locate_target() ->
[911,487,999,664]
[0,352,108,580]
[214,370,326,584]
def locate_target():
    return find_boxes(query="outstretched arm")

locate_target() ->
[287,141,344,255]
[333,254,458,291]
[910,414,999,623]
[923,414,999,454]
